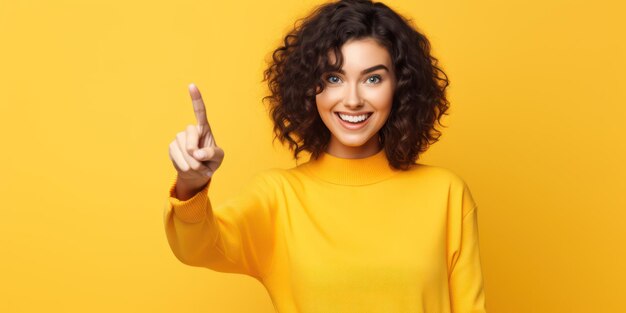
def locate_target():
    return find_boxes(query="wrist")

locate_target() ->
[176,172,210,184]
[175,176,210,200]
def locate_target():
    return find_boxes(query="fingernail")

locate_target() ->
[194,150,206,158]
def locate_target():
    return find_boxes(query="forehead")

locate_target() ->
[328,38,392,70]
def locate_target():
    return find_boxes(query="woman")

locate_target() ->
[165,0,487,312]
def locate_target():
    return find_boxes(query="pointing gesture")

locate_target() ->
[169,84,225,186]
[190,83,214,144]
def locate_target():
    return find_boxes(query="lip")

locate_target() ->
[334,112,372,130]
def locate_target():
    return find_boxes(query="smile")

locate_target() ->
[334,112,373,130]
[335,112,373,124]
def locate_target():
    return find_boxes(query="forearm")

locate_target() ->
[164,178,224,268]
[164,204,220,268]
[164,186,258,275]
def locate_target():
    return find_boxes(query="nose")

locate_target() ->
[342,83,364,110]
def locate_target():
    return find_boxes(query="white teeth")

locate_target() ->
[338,113,370,123]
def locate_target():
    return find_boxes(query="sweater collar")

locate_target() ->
[297,149,399,186]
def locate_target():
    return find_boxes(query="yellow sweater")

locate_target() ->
[163,149,487,313]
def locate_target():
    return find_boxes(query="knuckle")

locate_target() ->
[205,148,214,159]
[186,143,194,152]
[195,107,205,115]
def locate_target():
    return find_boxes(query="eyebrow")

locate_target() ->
[336,64,390,75]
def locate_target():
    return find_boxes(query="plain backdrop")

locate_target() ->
[0,0,624,312]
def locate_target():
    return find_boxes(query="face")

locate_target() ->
[316,37,396,158]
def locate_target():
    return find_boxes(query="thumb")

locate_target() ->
[193,146,223,161]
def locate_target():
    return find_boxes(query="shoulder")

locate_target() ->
[404,164,479,221]
[402,163,470,188]
[415,164,478,215]
[229,169,292,207]
[403,163,476,211]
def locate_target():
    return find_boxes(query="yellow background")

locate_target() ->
[1,0,624,312]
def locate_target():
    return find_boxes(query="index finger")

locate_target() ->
[188,83,211,132]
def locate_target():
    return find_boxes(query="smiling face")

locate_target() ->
[316,37,396,159]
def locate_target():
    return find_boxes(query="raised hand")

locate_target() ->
[169,83,225,187]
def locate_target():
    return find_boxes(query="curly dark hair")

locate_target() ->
[262,0,450,170]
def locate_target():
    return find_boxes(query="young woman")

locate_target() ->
[165,0,487,312]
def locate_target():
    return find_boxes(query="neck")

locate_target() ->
[298,148,400,185]
[326,136,381,159]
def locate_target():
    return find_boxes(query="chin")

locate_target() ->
[334,133,379,149]
[338,138,370,147]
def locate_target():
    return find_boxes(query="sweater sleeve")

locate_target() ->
[163,172,277,280]
[447,182,487,313]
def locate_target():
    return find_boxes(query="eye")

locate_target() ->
[366,75,382,84]
[325,75,342,84]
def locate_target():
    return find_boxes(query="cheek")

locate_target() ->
[366,88,394,110]
[315,92,333,111]
[315,94,330,123]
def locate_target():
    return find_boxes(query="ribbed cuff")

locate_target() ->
[168,176,211,223]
